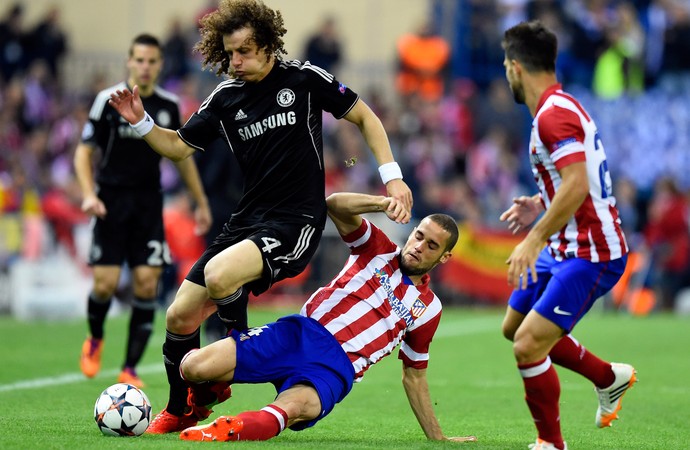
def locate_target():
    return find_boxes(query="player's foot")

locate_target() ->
[180,416,243,442]
[528,438,568,449]
[79,337,103,378]
[117,366,145,388]
[146,408,199,434]
[187,381,232,420]
[595,362,637,428]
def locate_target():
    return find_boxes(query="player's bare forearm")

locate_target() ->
[326,192,389,235]
[402,366,446,440]
[109,86,194,162]
[527,162,588,243]
[73,143,97,197]
[143,127,196,162]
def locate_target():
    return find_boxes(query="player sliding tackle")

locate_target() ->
[176,192,477,442]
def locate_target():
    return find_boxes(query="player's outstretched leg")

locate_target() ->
[180,404,288,442]
[595,362,637,428]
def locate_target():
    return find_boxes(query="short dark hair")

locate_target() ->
[426,213,459,253]
[129,33,162,57]
[195,0,287,76]
[502,20,557,73]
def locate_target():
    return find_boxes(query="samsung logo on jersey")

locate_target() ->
[238,111,296,141]
[375,268,414,327]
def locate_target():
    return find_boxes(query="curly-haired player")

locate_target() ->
[108,0,412,434]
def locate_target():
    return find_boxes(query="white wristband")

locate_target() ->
[130,111,154,136]
[378,162,403,184]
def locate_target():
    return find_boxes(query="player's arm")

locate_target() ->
[402,366,477,442]
[342,99,412,223]
[506,162,588,288]
[73,142,106,218]
[173,157,212,236]
[529,162,588,243]
[108,85,195,161]
[326,192,403,236]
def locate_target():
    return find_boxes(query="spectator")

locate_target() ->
[27,5,67,80]
[395,21,450,102]
[303,16,343,74]
[644,177,690,311]
[592,1,645,98]
[0,3,28,82]
[161,17,191,87]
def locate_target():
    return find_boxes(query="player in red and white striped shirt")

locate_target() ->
[499,21,636,450]
[175,192,476,443]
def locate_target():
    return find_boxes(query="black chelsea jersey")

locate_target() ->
[81,82,181,190]
[178,59,359,228]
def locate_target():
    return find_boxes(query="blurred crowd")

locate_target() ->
[1,0,689,312]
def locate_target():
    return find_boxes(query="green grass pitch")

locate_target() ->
[0,305,687,449]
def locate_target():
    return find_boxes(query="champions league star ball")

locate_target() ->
[94,383,152,436]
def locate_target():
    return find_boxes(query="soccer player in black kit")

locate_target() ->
[109,0,413,434]
[74,34,211,388]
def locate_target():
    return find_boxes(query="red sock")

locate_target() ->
[519,357,565,449]
[549,335,614,389]
[232,404,288,441]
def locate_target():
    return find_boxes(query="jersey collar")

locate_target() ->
[536,83,562,113]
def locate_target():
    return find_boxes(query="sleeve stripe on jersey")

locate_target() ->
[346,219,372,248]
[88,82,126,120]
[176,130,205,151]
[281,59,334,83]
[198,79,243,113]
[400,341,429,362]
[336,95,359,120]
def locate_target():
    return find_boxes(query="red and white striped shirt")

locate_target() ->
[300,219,442,381]
[529,84,628,262]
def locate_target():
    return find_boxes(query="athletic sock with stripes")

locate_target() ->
[213,287,249,332]
[549,334,615,389]
[231,404,288,441]
[163,328,200,416]
[518,357,565,450]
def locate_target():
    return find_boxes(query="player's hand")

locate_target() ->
[505,234,542,289]
[381,196,407,223]
[385,178,412,224]
[499,195,542,234]
[81,194,107,219]
[193,203,212,236]
[108,85,146,124]
[446,435,478,442]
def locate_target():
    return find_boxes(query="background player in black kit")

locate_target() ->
[74,33,211,388]
[108,0,413,434]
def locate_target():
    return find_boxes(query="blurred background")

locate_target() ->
[1,0,689,321]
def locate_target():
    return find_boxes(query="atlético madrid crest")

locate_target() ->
[410,298,427,319]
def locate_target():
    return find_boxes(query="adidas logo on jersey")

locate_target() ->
[235,109,247,120]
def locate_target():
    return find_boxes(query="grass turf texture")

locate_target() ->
[0,306,687,449]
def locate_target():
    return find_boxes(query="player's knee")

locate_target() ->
[92,280,117,299]
[165,302,194,333]
[502,323,516,342]
[512,336,538,363]
[133,283,158,299]
[204,263,240,296]
[180,349,205,382]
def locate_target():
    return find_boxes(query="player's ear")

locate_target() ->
[439,251,452,265]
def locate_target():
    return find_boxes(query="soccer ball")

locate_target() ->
[94,383,152,436]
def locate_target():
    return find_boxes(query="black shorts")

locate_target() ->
[185,220,323,296]
[89,186,169,267]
